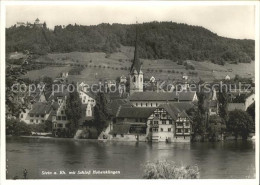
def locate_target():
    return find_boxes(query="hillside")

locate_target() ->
[20,49,254,83]
[6,21,254,64]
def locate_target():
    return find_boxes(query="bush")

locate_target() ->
[79,127,98,139]
[143,160,199,179]
[6,119,32,136]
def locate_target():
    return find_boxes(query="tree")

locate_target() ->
[190,92,207,140]
[6,22,254,63]
[247,102,255,122]
[94,92,109,134]
[41,76,53,91]
[65,86,83,137]
[43,22,47,29]
[207,115,225,141]
[218,90,228,122]
[192,111,206,137]
[6,63,30,118]
[6,119,32,136]
[197,92,206,115]
[227,110,254,140]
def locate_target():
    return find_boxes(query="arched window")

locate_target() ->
[140,77,142,82]
[133,76,136,82]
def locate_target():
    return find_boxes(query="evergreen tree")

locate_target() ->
[65,85,83,137]
[218,90,228,122]
[93,92,109,134]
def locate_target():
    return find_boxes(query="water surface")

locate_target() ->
[6,137,255,179]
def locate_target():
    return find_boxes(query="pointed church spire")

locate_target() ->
[130,21,142,74]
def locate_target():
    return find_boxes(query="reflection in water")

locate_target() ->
[6,137,255,179]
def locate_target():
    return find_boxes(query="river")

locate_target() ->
[6,136,255,179]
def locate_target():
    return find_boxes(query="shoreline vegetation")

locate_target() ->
[6,134,255,142]
[143,160,199,179]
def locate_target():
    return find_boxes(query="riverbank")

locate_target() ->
[6,137,255,179]
[7,134,256,143]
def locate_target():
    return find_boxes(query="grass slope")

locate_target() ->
[23,46,255,83]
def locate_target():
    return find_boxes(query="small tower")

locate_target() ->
[35,18,40,24]
[86,103,92,117]
[129,23,143,95]
[212,88,217,101]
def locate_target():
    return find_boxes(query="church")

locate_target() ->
[105,24,195,142]
[128,24,197,106]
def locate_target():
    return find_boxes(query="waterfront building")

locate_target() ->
[20,102,53,124]
[146,102,193,142]
[107,102,194,142]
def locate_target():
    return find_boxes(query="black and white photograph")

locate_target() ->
[0,1,259,184]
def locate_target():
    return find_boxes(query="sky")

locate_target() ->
[6,4,255,40]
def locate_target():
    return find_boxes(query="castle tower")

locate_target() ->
[129,23,143,95]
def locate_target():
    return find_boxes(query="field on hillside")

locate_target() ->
[23,66,72,80]
[23,46,255,84]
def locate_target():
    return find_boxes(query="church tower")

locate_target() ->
[129,23,143,95]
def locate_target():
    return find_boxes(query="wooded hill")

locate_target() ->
[6,21,255,65]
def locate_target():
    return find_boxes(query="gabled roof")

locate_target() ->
[129,92,178,101]
[29,102,52,115]
[80,90,96,99]
[116,107,155,118]
[178,91,197,101]
[169,102,195,112]
[107,99,132,117]
[158,102,194,120]
[48,89,69,101]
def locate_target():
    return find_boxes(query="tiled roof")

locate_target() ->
[169,102,195,112]
[116,107,155,118]
[107,99,132,117]
[178,91,196,101]
[29,102,52,115]
[80,90,96,99]
[114,102,193,121]
[158,102,194,120]
[129,92,178,101]
[109,124,131,134]
[129,91,196,102]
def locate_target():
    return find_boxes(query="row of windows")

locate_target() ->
[136,102,158,107]
[154,113,167,118]
[152,128,190,133]
[176,122,190,127]
[57,116,67,121]
[152,128,172,132]
[54,123,69,128]
[29,114,45,118]
[176,128,190,133]
[30,119,45,123]
[132,76,142,83]
[150,120,173,125]
[135,118,147,123]
[83,99,95,103]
